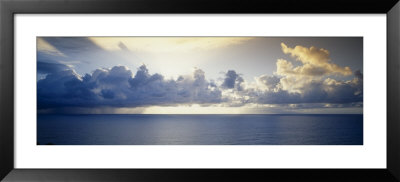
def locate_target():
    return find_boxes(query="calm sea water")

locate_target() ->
[37,114,363,145]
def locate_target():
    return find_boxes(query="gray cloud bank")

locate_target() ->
[37,64,362,110]
[38,64,223,109]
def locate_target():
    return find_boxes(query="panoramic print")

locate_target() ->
[37,37,363,145]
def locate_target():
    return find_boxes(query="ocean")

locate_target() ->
[37,114,363,145]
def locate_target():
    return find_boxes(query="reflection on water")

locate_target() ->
[37,114,363,145]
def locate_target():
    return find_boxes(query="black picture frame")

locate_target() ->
[1,0,399,181]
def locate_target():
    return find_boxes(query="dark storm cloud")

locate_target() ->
[222,70,244,91]
[37,68,97,109]
[37,64,223,110]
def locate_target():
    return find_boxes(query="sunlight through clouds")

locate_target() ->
[37,38,66,57]
[36,37,363,114]
[89,37,253,52]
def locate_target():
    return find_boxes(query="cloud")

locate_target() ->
[37,68,96,109]
[255,75,280,92]
[221,70,244,91]
[219,43,363,106]
[37,64,222,110]
[37,42,363,113]
[280,43,352,76]
[246,70,363,105]
[273,43,357,95]
[36,37,146,79]
[37,63,362,112]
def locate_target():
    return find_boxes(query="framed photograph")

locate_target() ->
[1,0,399,181]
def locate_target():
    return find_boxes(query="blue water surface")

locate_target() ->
[37,114,363,145]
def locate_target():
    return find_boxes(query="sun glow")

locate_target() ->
[89,37,253,52]
[138,104,280,114]
[142,105,242,114]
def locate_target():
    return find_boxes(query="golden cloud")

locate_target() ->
[280,43,352,76]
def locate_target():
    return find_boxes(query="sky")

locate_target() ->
[37,37,363,114]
